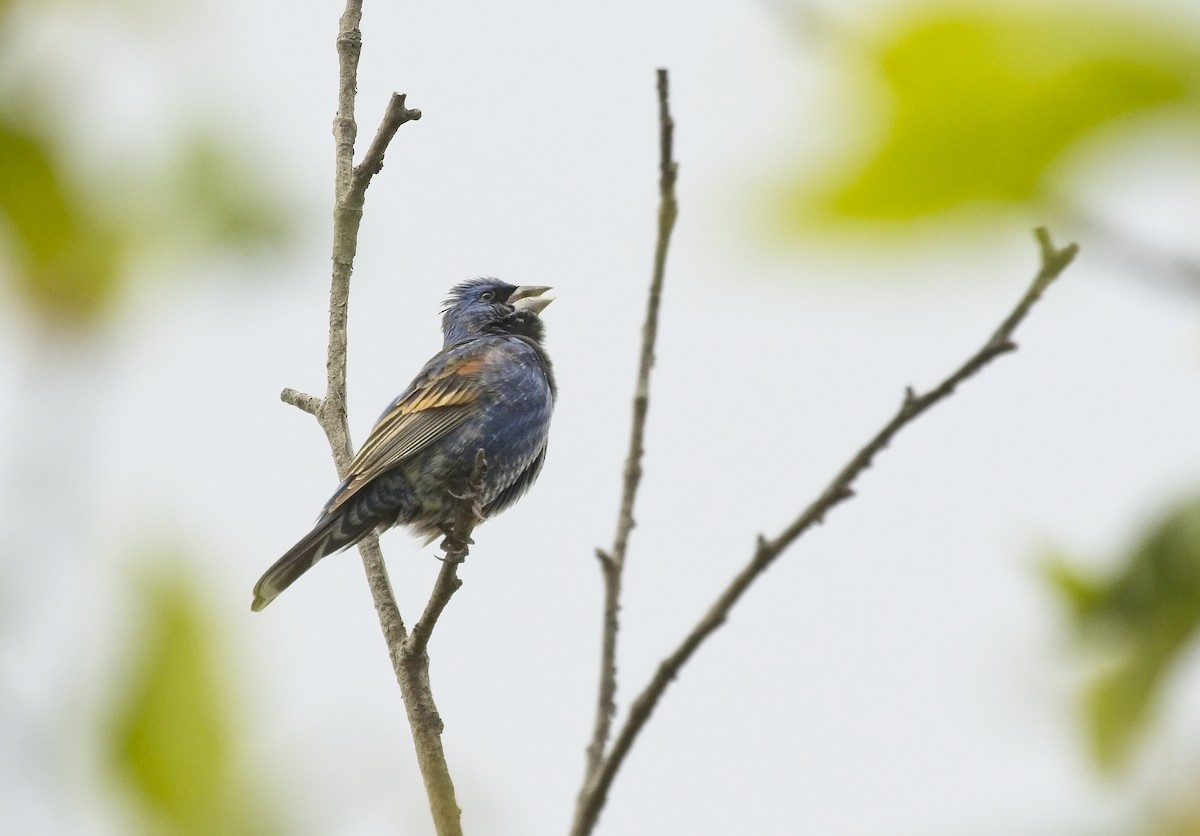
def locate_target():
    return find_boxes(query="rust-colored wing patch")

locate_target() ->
[322,349,489,516]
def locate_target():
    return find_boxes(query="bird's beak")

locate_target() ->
[510,285,554,315]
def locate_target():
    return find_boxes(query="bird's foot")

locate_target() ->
[435,522,474,561]
[439,533,475,549]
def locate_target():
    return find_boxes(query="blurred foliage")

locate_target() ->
[0,109,297,329]
[109,570,279,836]
[161,135,295,252]
[0,1,298,331]
[1157,800,1200,836]
[775,4,1200,230]
[1045,497,1200,772]
[1157,803,1200,836]
[0,118,124,323]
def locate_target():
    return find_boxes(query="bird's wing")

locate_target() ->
[323,345,488,515]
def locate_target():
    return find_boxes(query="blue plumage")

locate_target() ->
[252,279,555,611]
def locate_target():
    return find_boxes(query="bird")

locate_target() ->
[251,279,556,612]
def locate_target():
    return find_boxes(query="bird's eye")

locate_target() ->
[480,290,496,301]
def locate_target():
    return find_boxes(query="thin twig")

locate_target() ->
[350,92,423,204]
[410,450,487,656]
[280,387,321,416]
[569,228,1079,836]
[577,68,679,806]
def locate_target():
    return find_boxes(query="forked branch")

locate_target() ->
[571,226,1078,835]
[275,2,465,834]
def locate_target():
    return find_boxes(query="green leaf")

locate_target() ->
[1041,552,1105,620]
[0,118,124,323]
[0,120,296,328]
[109,568,278,836]
[776,6,1200,229]
[1048,497,1200,771]
[1085,641,1172,771]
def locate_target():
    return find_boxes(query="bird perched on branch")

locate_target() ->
[251,279,556,612]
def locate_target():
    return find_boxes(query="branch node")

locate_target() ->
[336,30,362,52]
[348,92,423,204]
[281,387,322,415]
[1034,227,1080,278]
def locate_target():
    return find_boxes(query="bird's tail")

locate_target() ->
[251,512,372,612]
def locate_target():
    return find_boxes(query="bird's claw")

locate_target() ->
[437,534,474,561]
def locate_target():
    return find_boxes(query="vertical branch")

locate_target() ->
[576,67,679,816]
[337,90,422,671]
[325,0,365,466]
[280,1,468,833]
[296,1,421,661]
[333,2,361,201]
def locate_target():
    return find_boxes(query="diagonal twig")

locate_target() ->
[410,450,487,656]
[576,67,679,811]
[350,92,421,203]
[569,227,1078,836]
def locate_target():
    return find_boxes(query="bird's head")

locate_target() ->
[441,278,554,345]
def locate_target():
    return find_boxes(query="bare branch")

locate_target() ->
[350,93,423,203]
[277,1,462,833]
[317,0,423,651]
[395,650,461,836]
[358,533,406,654]
[569,227,1079,836]
[324,0,365,470]
[316,2,424,647]
[577,67,680,806]
[323,23,421,477]
[280,387,321,415]
[333,1,362,206]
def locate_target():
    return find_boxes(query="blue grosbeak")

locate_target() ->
[251,279,555,611]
